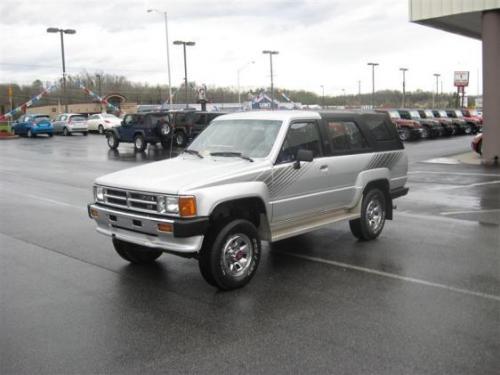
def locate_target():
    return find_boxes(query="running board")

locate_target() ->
[271,208,360,242]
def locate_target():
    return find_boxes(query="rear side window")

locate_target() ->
[327,121,368,152]
[277,122,321,164]
[365,117,393,141]
[70,115,86,122]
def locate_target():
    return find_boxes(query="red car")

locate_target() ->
[461,108,483,125]
[376,109,423,141]
[471,133,483,155]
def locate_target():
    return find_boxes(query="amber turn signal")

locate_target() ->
[157,223,173,233]
[179,196,197,217]
[89,208,99,218]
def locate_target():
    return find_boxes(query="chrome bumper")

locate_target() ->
[88,204,204,253]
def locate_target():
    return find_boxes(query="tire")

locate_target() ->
[48,133,53,138]
[421,126,429,139]
[464,125,472,135]
[198,219,261,290]
[98,125,104,134]
[112,238,162,264]
[399,128,411,142]
[174,131,187,147]
[349,188,387,241]
[134,134,147,152]
[106,132,119,149]
[27,129,33,138]
[63,127,70,136]
[83,131,88,136]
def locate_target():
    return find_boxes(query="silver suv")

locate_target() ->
[88,111,408,290]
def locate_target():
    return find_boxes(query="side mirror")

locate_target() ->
[294,149,314,169]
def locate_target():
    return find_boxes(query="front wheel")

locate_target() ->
[399,128,411,142]
[174,131,187,147]
[106,132,119,149]
[134,134,147,152]
[63,127,70,136]
[112,238,163,264]
[349,188,387,241]
[198,219,261,290]
[464,125,472,135]
[27,129,33,138]
[98,125,104,134]
[83,131,88,136]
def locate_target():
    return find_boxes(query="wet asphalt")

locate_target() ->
[1,133,499,374]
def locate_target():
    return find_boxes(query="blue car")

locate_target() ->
[12,114,54,138]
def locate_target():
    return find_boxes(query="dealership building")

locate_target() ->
[410,0,500,165]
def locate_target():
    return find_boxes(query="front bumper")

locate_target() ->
[88,203,208,253]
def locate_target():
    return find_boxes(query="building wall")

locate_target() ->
[410,0,500,21]
[26,102,138,119]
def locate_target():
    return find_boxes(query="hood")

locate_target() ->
[95,155,270,194]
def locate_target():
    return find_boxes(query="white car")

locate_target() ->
[86,113,122,134]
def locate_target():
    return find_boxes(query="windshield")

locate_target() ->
[409,110,421,119]
[388,110,400,119]
[187,119,282,158]
[424,110,434,118]
[439,110,448,117]
[34,115,50,122]
[455,110,464,118]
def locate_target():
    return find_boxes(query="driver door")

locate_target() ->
[270,121,329,225]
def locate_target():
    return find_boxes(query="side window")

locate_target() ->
[328,121,368,152]
[365,117,393,141]
[399,111,411,120]
[277,122,321,164]
[123,115,134,126]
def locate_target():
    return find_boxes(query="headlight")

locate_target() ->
[94,186,104,202]
[157,196,180,214]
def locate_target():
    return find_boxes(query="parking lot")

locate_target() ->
[1,134,499,374]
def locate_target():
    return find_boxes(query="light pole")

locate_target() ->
[433,73,441,108]
[358,80,361,107]
[237,60,255,106]
[262,50,279,110]
[47,27,76,113]
[96,73,103,112]
[400,67,408,108]
[147,9,173,107]
[173,40,195,108]
[342,88,346,106]
[367,62,379,108]
[320,85,325,107]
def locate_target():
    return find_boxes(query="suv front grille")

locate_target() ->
[103,187,159,214]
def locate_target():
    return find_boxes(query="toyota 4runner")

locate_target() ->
[89,111,409,290]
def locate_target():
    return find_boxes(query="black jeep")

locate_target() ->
[169,110,226,147]
[106,112,171,152]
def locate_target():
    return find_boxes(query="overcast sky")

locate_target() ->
[0,0,483,97]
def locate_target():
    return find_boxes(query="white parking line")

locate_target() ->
[433,180,500,191]
[441,209,500,216]
[409,171,500,177]
[4,190,85,211]
[277,251,500,303]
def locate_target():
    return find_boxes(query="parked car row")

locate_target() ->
[377,108,482,142]
[11,112,123,138]
[105,110,225,152]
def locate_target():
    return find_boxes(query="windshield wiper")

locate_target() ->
[210,151,254,162]
[183,149,204,158]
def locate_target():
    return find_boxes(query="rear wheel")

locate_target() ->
[112,238,163,264]
[106,132,119,149]
[198,219,261,290]
[399,128,411,142]
[83,132,88,136]
[349,188,387,241]
[98,125,104,134]
[63,127,70,136]
[464,124,472,135]
[27,129,33,138]
[134,134,147,152]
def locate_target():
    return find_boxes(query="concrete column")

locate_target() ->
[482,10,500,166]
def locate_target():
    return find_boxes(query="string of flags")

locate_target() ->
[0,81,122,122]
[0,85,57,122]
[78,81,121,116]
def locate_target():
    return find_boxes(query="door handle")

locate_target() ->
[319,165,328,171]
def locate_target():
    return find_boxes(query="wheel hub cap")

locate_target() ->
[222,234,253,277]
[366,199,383,232]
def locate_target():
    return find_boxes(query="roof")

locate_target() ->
[214,110,385,122]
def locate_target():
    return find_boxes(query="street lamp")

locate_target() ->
[147,9,173,107]
[262,50,279,110]
[320,85,325,107]
[173,40,195,108]
[237,60,255,106]
[47,27,76,113]
[367,62,379,108]
[433,73,441,108]
[342,88,346,106]
[400,68,408,108]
